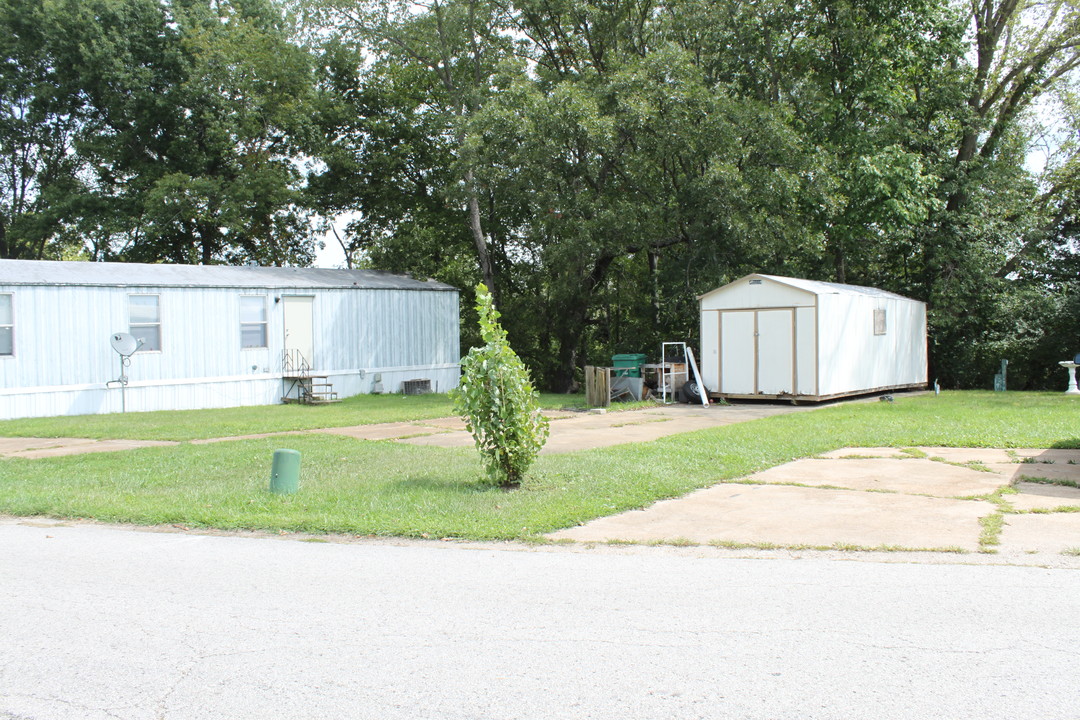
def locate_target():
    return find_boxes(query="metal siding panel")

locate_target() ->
[317,290,336,372]
[376,290,388,367]
[35,285,124,388]
[356,290,375,368]
[399,290,414,369]
[0,282,462,418]
[367,290,382,367]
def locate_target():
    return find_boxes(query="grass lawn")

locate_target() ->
[0,392,595,442]
[0,391,1077,540]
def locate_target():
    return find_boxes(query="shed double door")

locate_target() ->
[720,309,795,395]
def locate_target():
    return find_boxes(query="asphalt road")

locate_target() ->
[2,520,1079,720]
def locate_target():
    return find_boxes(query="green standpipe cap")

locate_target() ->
[270,449,301,494]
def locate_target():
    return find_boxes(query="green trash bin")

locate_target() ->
[612,353,647,378]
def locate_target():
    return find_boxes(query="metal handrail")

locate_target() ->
[282,349,310,376]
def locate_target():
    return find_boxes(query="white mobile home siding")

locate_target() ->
[0,261,460,419]
[698,274,926,401]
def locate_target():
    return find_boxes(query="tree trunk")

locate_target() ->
[547,253,619,391]
[830,236,846,284]
[466,169,496,296]
[551,302,588,393]
[648,250,660,327]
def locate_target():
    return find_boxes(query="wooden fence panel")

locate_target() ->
[584,365,610,408]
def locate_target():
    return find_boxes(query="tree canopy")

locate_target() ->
[2,0,1078,389]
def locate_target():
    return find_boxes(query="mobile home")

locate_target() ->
[0,260,460,419]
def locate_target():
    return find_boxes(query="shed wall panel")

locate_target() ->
[817,294,861,395]
[796,306,817,396]
[700,279,815,311]
[817,294,927,396]
[700,310,720,390]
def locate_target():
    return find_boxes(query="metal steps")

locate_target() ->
[281,350,339,404]
[281,376,339,404]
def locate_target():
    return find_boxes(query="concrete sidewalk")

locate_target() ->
[548,446,1080,554]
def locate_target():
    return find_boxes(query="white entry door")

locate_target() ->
[756,309,794,394]
[283,296,314,368]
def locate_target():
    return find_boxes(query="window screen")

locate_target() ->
[129,294,161,351]
[240,295,267,348]
[0,294,12,356]
[873,308,887,335]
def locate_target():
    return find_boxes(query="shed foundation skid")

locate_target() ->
[708,382,927,404]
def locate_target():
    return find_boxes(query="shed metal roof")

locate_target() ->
[700,273,920,303]
[756,274,917,302]
[0,259,457,292]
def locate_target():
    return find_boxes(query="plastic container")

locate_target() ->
[270,449,301,494]
[612,353,647,378]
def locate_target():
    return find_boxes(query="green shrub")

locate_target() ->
[452,284,549,486]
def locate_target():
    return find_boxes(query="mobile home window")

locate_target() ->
[0,294,12,356]
[240,295,267,348]
[874,308,887,335]
[129,294,161,351]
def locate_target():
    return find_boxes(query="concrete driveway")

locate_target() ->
[549,446,1080,554]
[0,403,815,458]
[318,402,822,453]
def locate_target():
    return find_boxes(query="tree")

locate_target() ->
[307,40,477,280]
[462,40,812,388]
[308,0,518,292]
[453,283,548,487]
[917,0,1080,385]
[0,0,90,260]
[74,0,321,264]
[306,0,1079,390]
[0,0,322,265]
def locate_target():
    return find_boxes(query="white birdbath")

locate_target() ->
[1060,362,1080,395]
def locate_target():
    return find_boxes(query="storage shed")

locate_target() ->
[698,274,927,401]
[0,260,460,419]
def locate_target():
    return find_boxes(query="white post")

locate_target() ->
[1059,362,1080,395]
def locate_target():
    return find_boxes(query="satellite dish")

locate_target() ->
[110,332,140,356]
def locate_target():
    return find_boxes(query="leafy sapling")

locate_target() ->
[452,284,549,487]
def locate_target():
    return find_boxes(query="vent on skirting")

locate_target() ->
[402,378,432,395]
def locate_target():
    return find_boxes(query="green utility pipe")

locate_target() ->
[269,449,301,494]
